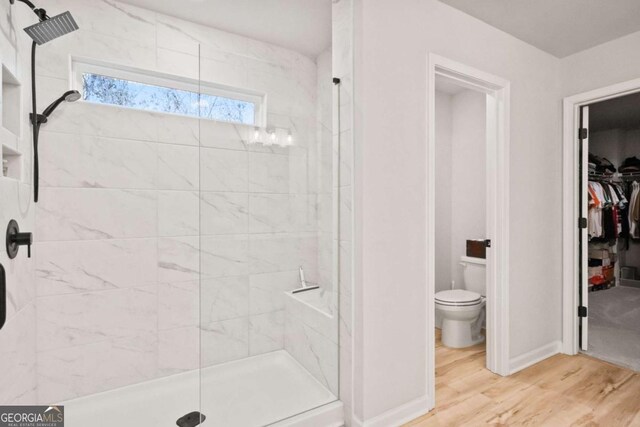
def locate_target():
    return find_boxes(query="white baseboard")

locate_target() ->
[352,395,430,427]
[509,340,561,374]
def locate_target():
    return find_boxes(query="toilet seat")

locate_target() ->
[435,289,482,306]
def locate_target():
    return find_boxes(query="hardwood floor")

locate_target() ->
[405,330,640,426]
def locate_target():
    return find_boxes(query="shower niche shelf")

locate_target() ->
[1,63,24,181]
[1,143,22,181]
[2,65,21,139]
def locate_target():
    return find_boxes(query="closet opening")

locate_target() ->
[578,91,640,370]
[427,54,511,410]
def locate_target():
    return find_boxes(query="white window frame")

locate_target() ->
[71,57,267,126]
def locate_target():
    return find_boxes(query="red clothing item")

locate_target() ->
[588,183,600,208]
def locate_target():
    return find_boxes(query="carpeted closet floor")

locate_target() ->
[586,286,640,371]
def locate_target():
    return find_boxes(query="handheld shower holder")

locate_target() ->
[30,113,47,125]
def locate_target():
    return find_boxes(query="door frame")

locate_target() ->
[562,77,640,355]
[426,53,511,410]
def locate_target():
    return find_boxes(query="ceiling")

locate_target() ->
[119,0,332,57]
[438,0,640,58]
[590,92,640,132]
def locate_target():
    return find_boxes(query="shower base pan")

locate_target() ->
[62,350,340,427]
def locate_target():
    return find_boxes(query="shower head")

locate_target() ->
[9,0,79,43]
[64,90,82,102]
[41,90,81,118]
[10,0,79,203]
[23,11,79,45]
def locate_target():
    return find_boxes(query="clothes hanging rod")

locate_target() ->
[589,171,640,180]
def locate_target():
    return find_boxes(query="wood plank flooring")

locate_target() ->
[405,330,640,426]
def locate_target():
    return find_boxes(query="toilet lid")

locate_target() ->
[435,289,481,306]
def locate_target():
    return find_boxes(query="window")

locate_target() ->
[73,60,264,126]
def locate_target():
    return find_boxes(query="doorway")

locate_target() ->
[426,54,511,409]
[565,85,640,370]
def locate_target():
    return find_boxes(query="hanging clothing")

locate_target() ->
[588,181,628,241]
[629,181,640,239]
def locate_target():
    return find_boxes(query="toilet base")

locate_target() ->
[441,319,485,348]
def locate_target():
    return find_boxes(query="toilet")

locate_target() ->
[435,256,486,348]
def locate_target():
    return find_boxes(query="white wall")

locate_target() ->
[450,90,486,288]
[590,129,626,166]
[434,91,452,293]
[590,129,640,170]
[434,89,486,293]
[352,0,562,421]
[562,30,640,97]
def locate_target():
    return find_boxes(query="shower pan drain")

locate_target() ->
[176,411,206,427]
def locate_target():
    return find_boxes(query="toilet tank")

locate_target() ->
[461,256,486,296]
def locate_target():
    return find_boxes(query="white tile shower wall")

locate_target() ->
[317,48,334,291]
[0,0,37,405]
[24,0,325,403]
[333,0,355,423]
[281,44,342,397]
[284,296,339,395]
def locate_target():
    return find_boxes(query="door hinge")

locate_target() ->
[578,217,588,229]
[484,239,491,248]
[578,306,588,317]
[579,128,588,140]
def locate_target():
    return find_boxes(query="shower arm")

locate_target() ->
[9,0,48,21]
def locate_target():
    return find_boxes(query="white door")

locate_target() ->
[579,105,589,351]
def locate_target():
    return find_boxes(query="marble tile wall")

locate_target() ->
[279,45,341,398]
[0,178,37,405]
[279,0,352,414]
[0,0,37,405]
[284,290,339,395]
[317,48,335,292]
[21,0,331,404]
[333,0,355,424]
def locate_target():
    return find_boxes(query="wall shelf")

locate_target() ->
[1,61,23,182]
[1,143,22,181]
[2,65,21,139]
